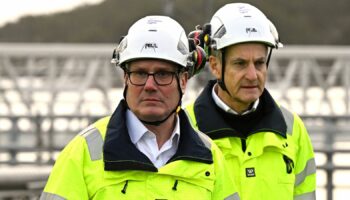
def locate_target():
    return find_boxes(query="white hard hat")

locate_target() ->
[112,15,190,69]
[210,3,283,50]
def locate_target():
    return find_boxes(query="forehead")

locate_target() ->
[128,59,178,70]
[225,43,268,57]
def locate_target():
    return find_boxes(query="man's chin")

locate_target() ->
[238,97,258,107]
[139,110,167,120]
[241,94,260,102]
[139,115,167,123]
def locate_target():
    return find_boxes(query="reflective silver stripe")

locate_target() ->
[225,192,240,200]
[295,158,316,186]
[82,128,103,161]
[280,106,294,135]
[294,191,316,200]
[196,131,212,149]
[40,192,66,200]
[184,105,197,129]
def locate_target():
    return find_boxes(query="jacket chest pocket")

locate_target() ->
[254,150,296,184]
[92,180,145,199]
[242,151,295,200]
[171,179,213,200]
[92,179,213,200]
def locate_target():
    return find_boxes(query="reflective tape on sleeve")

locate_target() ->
[82,128,103,161]
[40,192,66,200]
[294,191,316,200]
[280,106,294,135]
[225,192,240,200]
[295,158,316,186]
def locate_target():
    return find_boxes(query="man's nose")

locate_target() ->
[245,64,258,80]
[143,74,157,89]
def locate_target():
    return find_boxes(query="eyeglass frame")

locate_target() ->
[126,70,180,86]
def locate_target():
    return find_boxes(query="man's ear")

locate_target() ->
[179,71,189,93]
[124,72,129,85]
[209,55,221,79]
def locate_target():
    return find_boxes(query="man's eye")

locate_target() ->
[134,71,147,76]
[156,71,172,77]
[233,61,245,67]
[255,61,266,69]
[256,61,265,65]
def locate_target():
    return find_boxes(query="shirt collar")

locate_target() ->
[211,83,259,115]
[104,99,213,171]
[126,109,180,145]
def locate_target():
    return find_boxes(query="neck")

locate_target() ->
[145,114,176,149]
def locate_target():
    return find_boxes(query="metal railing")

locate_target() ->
[1,44,350,116]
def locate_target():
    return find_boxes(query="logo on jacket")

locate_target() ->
[246,167,256,177]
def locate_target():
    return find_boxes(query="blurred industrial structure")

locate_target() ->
[0,43,350,199]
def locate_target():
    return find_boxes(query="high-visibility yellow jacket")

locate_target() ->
[40,100,239,200]
[185,81,316,200]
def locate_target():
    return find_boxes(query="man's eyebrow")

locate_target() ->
[255,57,266,61]
[229,57,246,62]
[228,56,267,64]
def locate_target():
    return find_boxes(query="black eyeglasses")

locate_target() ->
[127,71,177,86]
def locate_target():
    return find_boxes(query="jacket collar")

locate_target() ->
[194,80,287,139]
[104,100,213,172]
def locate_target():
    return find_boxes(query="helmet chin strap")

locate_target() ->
[217,49,227,91]
[123,75,183,126]
[217,50,233,98]
[266,47,273,67]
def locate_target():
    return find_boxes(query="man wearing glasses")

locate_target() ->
[40,15,239,200]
